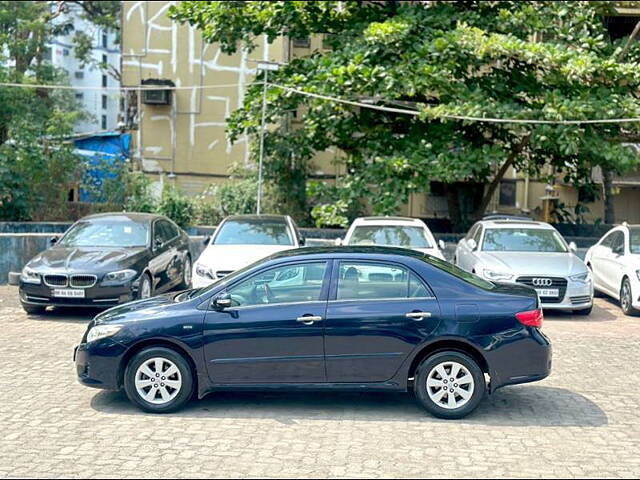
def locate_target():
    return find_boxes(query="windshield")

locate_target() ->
[213,220,294,246]
[58,220,149,248]
[348,226,432,248]
[482,228,567,253]
[422,255,495,290]
[630,228,640,254]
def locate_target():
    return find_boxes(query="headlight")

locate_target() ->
[21,266,41,284]
[101,269,137,285]
[86,324,122,343]
[570,271,591,282]
[482,269,514,282]
[195,264,214,280]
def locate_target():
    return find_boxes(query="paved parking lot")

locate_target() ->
[0,285,639,479]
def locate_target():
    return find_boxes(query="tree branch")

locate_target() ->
[618,19,640,62]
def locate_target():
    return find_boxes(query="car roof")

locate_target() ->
[224,214,290,223]
[267,245,426,261]
[80,212,163,223]
[479,219,553,229]
[352,216,424,226]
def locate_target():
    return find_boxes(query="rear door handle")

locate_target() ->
[406,311,432,320]
[296,315,323,325]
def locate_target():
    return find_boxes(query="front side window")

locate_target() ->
[228,262,327,307]
[154,220,175,244]
[336,262,431,301]
[348,226,431,248]
[59,220,149,248]
[482,228,567,253]
[610,231,625,253]
[214,220,294,246]
[630,228,640,254]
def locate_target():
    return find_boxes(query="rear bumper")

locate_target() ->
[20,281,138,308]
[488,328,552,392]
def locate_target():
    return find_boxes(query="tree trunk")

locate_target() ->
[474,134,531,219]
[445,184,461,231]
[602,169,616,224]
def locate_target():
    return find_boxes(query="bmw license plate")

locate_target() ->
[52,288,85,298]
[535,288,559,298]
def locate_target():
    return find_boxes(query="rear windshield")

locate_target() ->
[214,220,294,246]
[421,255,495,290]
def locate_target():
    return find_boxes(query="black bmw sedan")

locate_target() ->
[19,213,192,314]
[74,246,551,419]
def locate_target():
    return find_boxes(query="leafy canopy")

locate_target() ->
[171,1,640,224]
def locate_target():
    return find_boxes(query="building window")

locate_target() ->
[62,48,70,56]
[499,181,517,207]
[292,36,311,48]
[74,71,84,79]
[101,115,107,130]
[102,54,107,65]
[102,33,108,48]
[75,93,83,101]
[102,94,108,109]
[102,75,107,88]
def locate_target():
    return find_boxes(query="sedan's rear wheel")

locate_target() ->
[414,351,485,419]
[124,347,194,413]
[139,273,152,299]
[620,278,639,316]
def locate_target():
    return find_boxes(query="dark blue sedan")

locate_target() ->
[74,247,551,419]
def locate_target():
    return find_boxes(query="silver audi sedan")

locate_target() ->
[454,218,593,314]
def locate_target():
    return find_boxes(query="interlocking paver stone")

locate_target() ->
[0,285,639,478]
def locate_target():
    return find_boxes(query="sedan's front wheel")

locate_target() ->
[414,351,485,419]
[124,347,194,413]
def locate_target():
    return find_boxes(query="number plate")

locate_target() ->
[535,288,559,298]
[52,288,85,298]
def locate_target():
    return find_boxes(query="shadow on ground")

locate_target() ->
[91,385,607,427]
[544,299,619,322]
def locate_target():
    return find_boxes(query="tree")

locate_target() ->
[171,1,640,228]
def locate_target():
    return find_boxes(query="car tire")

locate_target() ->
[620,277,640,316]
[21,303,46,315]
[414,351,485,419]
[138,273,153,299]
[574,306,593,316]
[178,255,192,290]
[124,347,194,413]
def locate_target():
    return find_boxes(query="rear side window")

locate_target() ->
[336,262,431,301]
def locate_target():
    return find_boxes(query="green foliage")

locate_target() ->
[172,0,640,225]
[157,184,198,228]
[123,171,157,213]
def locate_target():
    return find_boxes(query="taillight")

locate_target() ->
[516,309,543,328]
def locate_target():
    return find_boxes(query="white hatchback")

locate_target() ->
[192,215,302,288]
[338,216,446,260]
[585,224,640,316]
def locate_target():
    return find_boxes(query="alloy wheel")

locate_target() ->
[621,280,632,312]
[183,258,192,285]
[140,276,151,299]
[426,361,475,410]
[134,357,182,405]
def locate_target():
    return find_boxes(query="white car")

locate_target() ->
[338,216,446,260]
[454,217,593,314]
[192,215,303,288]
[585,223,640,316]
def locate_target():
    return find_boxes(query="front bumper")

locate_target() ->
[74,338,127,390]
[513,278,593,311]
[192,273,215,289]
[20,281,138,308]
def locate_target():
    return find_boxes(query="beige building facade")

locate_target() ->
[121,1,640,224]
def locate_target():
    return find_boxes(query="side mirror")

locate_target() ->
[212,292,232,310]
[154,237,163,250]
[299,236,306,246]
[569,241,577,252]
[335,238,343,246]
[438,239,446,251]
[202,235,211,246]
[468,239,477,251]
[49,236,58,246]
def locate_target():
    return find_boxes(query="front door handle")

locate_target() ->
[296,315,323,325]
[406,311,432,320]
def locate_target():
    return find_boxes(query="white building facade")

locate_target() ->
[46,4,121,134]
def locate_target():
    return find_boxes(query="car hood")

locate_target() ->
[196,244,294,271]
[476,251,587,276]
[93,293,180,325]
[27,246,147,273]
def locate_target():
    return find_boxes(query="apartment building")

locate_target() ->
[121,1,640,224]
